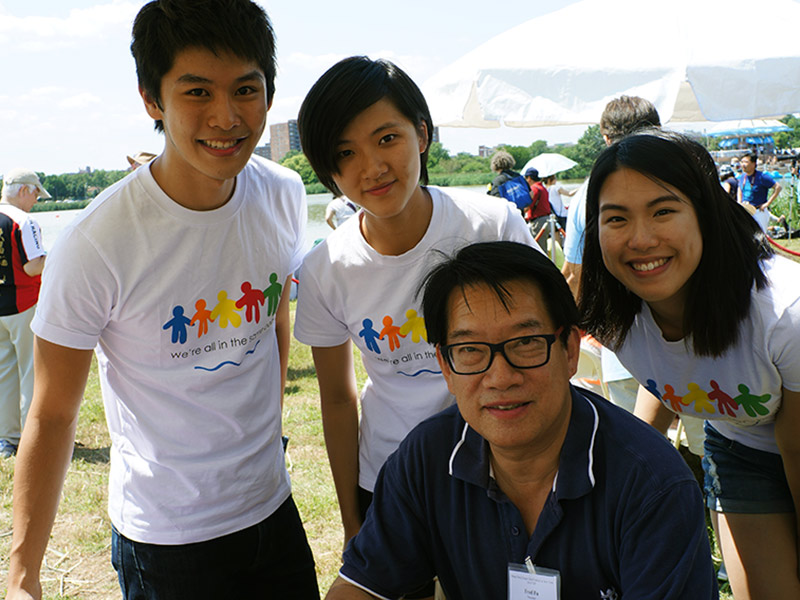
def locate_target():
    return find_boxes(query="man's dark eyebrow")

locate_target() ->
[176,70,265,85]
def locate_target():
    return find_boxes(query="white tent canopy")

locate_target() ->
[422,0,800,128]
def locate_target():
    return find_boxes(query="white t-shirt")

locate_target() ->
[616,256,800,453]
[294,186,538,490]
[547,183,568,218]
[326,197,358,228]
[32,157,307,544]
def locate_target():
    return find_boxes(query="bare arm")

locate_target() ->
[737,183,743,204]
[325,206,337,230]
[325,576,376,599]
[559,185,577,197]
[764,182,783,209]
[633,384,675,435]
[774,388,800,579]
[7,338,93,599]
[561,261,582,300]
[312,342,362,548]
[722,181,732,195]
[275,275,293,409]
[23,255,45,277]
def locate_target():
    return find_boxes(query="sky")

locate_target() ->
[0,0,589,176]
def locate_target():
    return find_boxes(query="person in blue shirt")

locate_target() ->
[326,241,717,600]
[737,151,782,232]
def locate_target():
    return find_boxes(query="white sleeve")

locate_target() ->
[286,176,308,275]
[31,227,114,350]
[293,251,350,348]
[771,296,800,392]
[19,216,46,261]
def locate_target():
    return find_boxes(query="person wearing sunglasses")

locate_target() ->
[326,241,716,600]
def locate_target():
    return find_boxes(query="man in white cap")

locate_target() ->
[0,169,48,457]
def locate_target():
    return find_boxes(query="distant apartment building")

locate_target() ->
[254,144,271,161]
[431,126,440,144]
[478,145,494,158]
[270,119,301,162]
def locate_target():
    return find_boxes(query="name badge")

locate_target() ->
[508,563,560,600]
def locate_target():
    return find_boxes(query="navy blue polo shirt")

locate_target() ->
[340,387,717,599]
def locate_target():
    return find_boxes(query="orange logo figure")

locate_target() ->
[190,299,214,337]
[379,315,406,352]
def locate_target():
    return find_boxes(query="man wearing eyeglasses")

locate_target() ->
[326,241,717,600]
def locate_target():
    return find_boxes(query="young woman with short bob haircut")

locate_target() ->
[579,128,800,598]
[293,56,536,556]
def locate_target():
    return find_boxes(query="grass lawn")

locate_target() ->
[2,238,799,598]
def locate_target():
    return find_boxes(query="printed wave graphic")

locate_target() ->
[397,368,441,377]
[194,340,261,372]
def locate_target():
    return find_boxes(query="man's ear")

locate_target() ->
[436,345,456,395]
[139,85,163,121]
[565,326,581,379]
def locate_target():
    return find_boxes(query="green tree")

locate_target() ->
[427,142,450,171]
[280,151,320,186]
[560,125,604,179]
[528,140,548,159]
[498,145,532,171]
[775,115,800,149]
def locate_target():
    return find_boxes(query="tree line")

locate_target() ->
[17,115,800,207]
[280,124,606,194]
[36,169,130,202]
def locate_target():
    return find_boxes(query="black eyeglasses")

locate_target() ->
[442,328,563,375]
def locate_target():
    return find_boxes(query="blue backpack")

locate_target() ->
[498,175,532,210]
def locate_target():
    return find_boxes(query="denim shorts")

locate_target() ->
[703,422,794,514]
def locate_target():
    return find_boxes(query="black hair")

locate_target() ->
[579,129,772,357]
[297,56,433,197]
[131,0,277,133]
[420,242,578,348]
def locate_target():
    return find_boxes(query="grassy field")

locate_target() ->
[2,239,800,598]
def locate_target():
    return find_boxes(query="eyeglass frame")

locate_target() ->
[441,327,564,375]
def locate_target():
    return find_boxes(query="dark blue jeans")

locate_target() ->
[111,496,318,599]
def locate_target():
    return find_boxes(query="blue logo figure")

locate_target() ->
[644,379,662,400]
[359,318,382,354]
[163,305,193,344]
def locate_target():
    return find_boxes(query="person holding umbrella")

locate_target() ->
[544,173,575,231]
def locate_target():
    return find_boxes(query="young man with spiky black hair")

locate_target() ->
[6,2,318,598]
